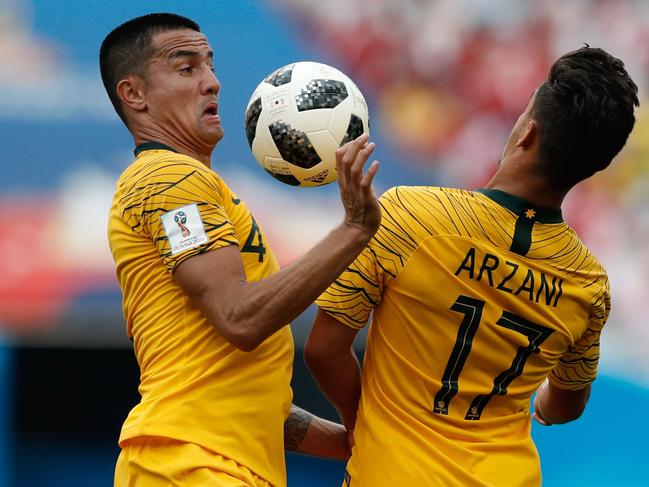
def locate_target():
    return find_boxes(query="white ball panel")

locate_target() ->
[291,108,332,133]
[327,96,355,142]
[306,129,340,167]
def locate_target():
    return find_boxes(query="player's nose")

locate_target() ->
[202,68,221,96]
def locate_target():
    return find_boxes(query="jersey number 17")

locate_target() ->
[433,295,554,420]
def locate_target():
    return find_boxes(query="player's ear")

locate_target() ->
[516,120,537,149]
[116,75,147,113]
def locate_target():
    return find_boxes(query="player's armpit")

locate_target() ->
[304,308,362,430]
[533,379,591,426]
[284,404,350,461]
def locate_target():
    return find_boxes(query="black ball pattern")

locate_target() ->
[264,64,294,87]
[244,97,263,148]
[264,169,301,186]
[339,114,365,146]
[269,121,322,169]
[296,79,348,111]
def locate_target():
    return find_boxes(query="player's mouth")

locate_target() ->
[202,102,220,122]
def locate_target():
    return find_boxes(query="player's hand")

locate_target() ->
[532,379,552,426]
[336,133,381,237]
[532,411,551,426]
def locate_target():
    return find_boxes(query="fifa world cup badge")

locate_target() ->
[161,204,209,255]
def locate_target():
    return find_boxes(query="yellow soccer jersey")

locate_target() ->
[317,186,610,487]
[108,142,293,487]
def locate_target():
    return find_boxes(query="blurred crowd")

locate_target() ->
[273,0,649,381]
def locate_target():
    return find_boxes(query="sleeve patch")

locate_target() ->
[161,203,209,255]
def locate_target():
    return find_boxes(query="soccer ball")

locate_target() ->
[244,61,370,187]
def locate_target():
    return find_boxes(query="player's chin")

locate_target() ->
[202,125,224,145]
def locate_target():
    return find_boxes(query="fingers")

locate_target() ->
[336,133,376,185]
[349,142,376,183]
[336,133,370,172]
[336,133,370,163]
[532,411,551,426]
[532,380,551,426]
[360,160,379,189]
[336,132,382,236]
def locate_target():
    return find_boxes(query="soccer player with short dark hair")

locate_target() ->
[305,46,639,486]
[101,12,381,486]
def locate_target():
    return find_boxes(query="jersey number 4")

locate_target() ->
[242,216,266,262]
[433,295,553,420]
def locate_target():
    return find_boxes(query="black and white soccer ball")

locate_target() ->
[244,61,370,187]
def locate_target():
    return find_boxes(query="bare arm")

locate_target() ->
[533,379,591,425]
[284,404,350,460]
[304,308,363,432]
[173,134,381,351]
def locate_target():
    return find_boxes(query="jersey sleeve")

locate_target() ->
[119,157,239,272]
[548,279,610,390]
[316,187,418,329]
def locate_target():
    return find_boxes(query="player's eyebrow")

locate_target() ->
[168,49,214,61]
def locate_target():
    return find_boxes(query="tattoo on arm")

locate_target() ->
[284,404,314,452]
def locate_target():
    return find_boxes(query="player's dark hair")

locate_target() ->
[99,13,200,126]
[531,46,639,189]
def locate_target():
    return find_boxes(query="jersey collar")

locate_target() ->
[134,141,179,157]
[477,188,563,223]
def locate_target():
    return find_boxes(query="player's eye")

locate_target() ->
[179,66,194,74]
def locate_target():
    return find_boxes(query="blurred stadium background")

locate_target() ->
[1,0,648,485]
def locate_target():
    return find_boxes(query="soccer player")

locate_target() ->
[305,46,638,486]
[100,13,381,487]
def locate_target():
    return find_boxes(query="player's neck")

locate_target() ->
[484,163,567,210]
[132,128,214,167]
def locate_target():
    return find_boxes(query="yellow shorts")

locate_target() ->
[114,436,272,487]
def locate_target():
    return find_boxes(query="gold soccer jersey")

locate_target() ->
[108,143,293,487]
[317,186,609,487]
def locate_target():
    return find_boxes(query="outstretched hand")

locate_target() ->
[336,133,381,238]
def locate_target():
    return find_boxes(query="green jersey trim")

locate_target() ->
[134,141,180,157]
[478,188,563,256]
[477,189,563,224]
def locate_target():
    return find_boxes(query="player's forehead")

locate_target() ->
[151,29,212,60]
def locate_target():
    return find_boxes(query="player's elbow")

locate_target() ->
[541,408,584,425]
[203,309,267,352]
[194,295,266,351]
[536,382,591,425]
[562,410,585,423]
[547,402,587,424]
[218,321,266,352]
[231,337,262,353]
[224,332,257,352]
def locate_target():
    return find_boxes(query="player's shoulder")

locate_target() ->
[380,185,478,207]
[118,148,218,190]
[571,235,609,283]
[376,186,479,240]
[571,243,610,301]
